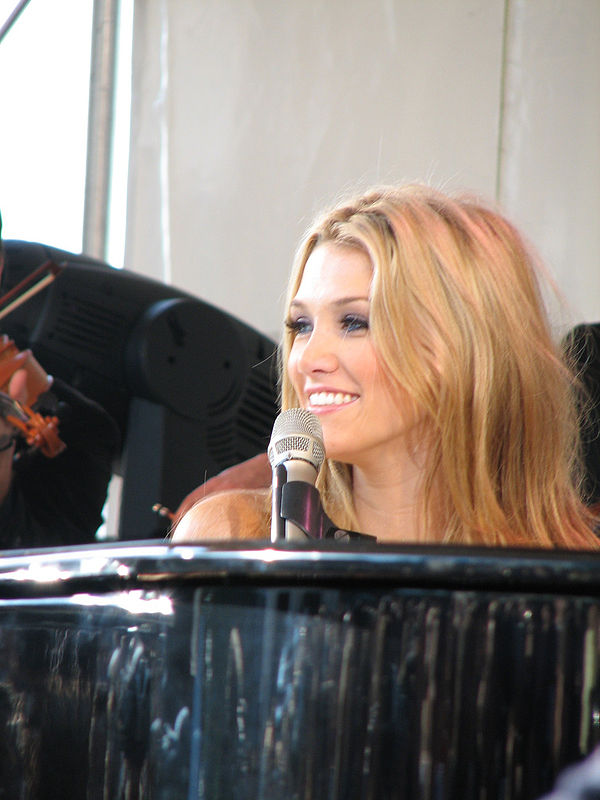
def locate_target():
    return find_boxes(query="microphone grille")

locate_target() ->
[268,408,325,470]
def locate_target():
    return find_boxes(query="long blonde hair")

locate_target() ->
[280,184,598,548]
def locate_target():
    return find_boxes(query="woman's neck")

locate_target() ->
[351,447,437,544]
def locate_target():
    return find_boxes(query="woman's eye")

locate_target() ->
[286,317,312,335]
[341,314,369,333]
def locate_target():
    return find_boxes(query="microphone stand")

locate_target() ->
[279,481,376,543]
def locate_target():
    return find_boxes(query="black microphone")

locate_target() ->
[267,408,325,542]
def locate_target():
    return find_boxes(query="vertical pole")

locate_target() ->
[83,0,120,259]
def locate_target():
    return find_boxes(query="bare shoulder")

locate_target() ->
[170,489,270,542]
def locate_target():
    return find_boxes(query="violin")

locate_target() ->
[0,390,65,457]
[0,261,66,458]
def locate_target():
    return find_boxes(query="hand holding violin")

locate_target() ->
[0,334,52,403]
[0,335,64,458]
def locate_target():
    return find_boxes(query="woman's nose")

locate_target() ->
[296,327,339,374]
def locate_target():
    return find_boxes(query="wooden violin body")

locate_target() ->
[0,391,65,457]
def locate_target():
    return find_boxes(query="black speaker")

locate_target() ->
[2,240,278,538]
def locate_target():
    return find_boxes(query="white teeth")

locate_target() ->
[309,392,356,407]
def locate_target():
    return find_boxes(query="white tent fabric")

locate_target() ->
[125,0,600,339]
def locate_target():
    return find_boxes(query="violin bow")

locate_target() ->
[0,260,63,322]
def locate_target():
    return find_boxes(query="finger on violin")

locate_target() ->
[18,353,52,404]
[0,351,29,391]
[8,369,29,405]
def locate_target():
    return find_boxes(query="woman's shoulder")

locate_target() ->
[170,488,270,542]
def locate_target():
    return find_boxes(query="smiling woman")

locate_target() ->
[172,183,600,550]
[286,242,425,525]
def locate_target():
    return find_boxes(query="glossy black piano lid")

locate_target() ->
[0,540,599,799]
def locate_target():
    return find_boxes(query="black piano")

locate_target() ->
[0,540,599,799]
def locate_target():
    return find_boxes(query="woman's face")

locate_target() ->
[287,242,419,471]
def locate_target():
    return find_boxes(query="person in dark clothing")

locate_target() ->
[0,211,119,548]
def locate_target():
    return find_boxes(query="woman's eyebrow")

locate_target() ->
[289,295,370,308]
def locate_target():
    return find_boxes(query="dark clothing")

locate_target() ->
[564,323,600,506]
[0,378,119,549]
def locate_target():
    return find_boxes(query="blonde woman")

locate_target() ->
[172,185,599,549]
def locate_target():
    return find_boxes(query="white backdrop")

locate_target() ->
[124,0,600,340]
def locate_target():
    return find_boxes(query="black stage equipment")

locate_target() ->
[1,240,278,538]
